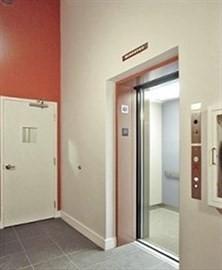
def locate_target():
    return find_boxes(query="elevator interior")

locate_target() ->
[136,63,180,259]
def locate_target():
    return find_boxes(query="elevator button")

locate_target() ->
[194,177,199,182]
[194,184,198,188]
[122,128,129,136]
[194,119,198,124]
[193,156,199,163]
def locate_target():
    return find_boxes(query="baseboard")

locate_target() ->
[149,203,179,213]
[0,212,61,229]
[61,211,116,250]
[55,211,61,218]
[104,236,117,250]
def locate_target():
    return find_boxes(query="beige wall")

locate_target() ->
[61,0,222,269]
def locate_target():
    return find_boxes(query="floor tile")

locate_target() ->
[21,235,56,250]
[48,227,81,243]
[105,243,142,257]
[14,222,48,240]
[0,228,18,244]
[54,233,97,254]
[151,263,177,270]
[157,263,177,270]
[25,242,63,265]
[39,218,66,228]
[69,244,157,270]
[69,249,114,269]
[33,255,78,270]
[0,241,23,258]
[20,267,33,270]
[109,250,163,270]
[0,251,30,270]
[50,228,86,243]
[84,259,121,270]
[41,219,79,239]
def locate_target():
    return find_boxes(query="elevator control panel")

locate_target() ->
[191,105,202,200]
[192,146,202,199]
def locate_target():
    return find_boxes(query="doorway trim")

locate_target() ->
[0,96,58,229]
[104,47,179,250]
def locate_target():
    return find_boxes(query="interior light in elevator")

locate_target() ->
[145,80,179,102]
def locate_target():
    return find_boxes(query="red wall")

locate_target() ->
[0,0,60,101]
[0,0,61,207]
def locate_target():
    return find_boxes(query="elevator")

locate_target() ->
[136,63,180,260]
[116,55,180,261]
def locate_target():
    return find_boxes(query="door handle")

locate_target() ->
[5,164,16,170]
[211,147,217,166]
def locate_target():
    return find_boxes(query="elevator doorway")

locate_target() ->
[136,68,180,260]
[115,52,180,262]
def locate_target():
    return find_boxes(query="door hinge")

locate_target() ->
[54,200,56,209]
[53,157,56,166]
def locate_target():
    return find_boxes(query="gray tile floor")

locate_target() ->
[0,218,177,270]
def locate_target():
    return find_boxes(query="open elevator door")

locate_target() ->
[136,68,180,260]
[115,55,179,247]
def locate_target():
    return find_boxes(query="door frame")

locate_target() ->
[0,96,58,228]
[115,55,179,246]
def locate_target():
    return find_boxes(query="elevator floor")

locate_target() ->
[145,206,179,257]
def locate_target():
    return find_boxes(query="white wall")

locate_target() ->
[61,0,222,268]
[149,102,162,206]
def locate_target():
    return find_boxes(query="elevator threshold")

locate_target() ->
[136,239,179,265]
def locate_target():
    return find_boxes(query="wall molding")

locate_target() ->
[55,211,61,218]
[61,211,116,250]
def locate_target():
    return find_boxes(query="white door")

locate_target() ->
[1,97,57,227]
